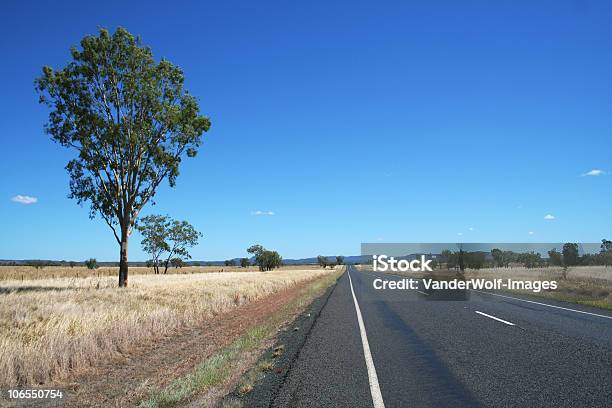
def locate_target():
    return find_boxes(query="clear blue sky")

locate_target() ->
[0,0,610,261]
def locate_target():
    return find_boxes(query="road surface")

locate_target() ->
[265,266,612,407]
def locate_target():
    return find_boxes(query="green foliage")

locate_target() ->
[84,258,98,269]
[224,259,236,267]
[491,249,516,267]
[336,256,345,265]
[516,252,543,268]
[317,255,328,268]
[562,243,579,266]
[170,258,184,268]
[247,245,282,271]
[548,249,563,266]
[240,258,250,268]
[464,252,486,270]
[138,214,170,273]
[137,215,202,274]
[600,239,612,266]
[35,27,210,286]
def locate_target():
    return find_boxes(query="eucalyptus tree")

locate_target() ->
[137,215,202,274]
[247,245,282,271]
[317,255,328,268]
[138,214,170,274]
[36,28,210,286]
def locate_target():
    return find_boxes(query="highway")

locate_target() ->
[264,266,612,407]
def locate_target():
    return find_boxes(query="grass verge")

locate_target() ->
[140,269,342,408]
[0,269,332,388]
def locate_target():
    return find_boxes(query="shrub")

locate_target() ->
[84,258,98,270]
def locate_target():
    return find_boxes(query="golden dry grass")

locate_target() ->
[465,265,612,282]
[0,264,321,281]
[465,266,612,308]
[0,268,334,388]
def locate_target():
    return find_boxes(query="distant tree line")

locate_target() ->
[316,255,344,269]
[438,239,612,272]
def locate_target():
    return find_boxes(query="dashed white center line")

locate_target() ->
[475,310,516,326]
[347,268,386,408]
[473,290,612,320]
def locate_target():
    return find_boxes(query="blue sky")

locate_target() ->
[0,0,610,261]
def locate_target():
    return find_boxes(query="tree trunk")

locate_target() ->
[118,229,129,287]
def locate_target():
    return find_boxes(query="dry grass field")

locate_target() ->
[0,264,321,281]
[0,268,334,388]
[465,266,612,309]
[465,265,612,282]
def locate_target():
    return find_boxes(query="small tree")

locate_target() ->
[336,256,345,265]
[224,259,236,267]
[170,258,184,268]
[491,249,515,268]
[240,258,250,268]
[138,215,170,274]
[548,249,563,266]
[517,252,543,268]
[464,252,485,270]
[491,249,503,267]
[69,261,77,268]
[600,239,612,267]
[562,243,579,266]
[317,255,328,268]
[137,215,202,274]
[85,258,98,269]
[247,245,282,271]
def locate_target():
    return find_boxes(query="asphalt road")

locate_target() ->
[267,266,612,407]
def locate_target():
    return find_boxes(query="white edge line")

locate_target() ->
[347,268,386,408]
[474,290,612,320]
[416,290,429,296]
[475,310,516,326]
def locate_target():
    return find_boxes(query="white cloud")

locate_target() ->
[544,214,555,220]
[468,227,475,231]
[528,231,535,235]
[582,169,605,177]
[457,232,463,236]
[11,195,37,205]
[251,210,274,216]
